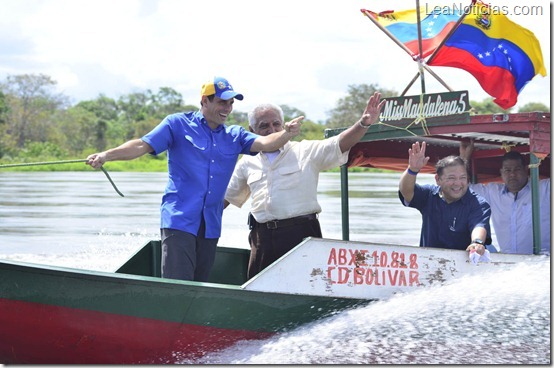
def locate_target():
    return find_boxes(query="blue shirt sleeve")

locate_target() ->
[398,183,433,212]
[466,189,492,242]
[141,115,174,156]
[225,125,258,156]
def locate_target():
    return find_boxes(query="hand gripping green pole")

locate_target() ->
[0,159,124,197]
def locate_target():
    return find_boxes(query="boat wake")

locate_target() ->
[186,259,550,364]
[0,230,154,271]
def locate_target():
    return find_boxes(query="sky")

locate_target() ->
[0,0,550,122]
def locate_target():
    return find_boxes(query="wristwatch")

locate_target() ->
[358,120,371,129]
[472,239,484,245]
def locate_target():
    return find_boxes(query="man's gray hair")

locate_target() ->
[248,103,284,130]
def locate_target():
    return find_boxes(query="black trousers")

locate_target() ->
[247,215,322,279]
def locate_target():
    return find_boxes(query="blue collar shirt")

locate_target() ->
[399,184,491,250]
[142,111,257,238]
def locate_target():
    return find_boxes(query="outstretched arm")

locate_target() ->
[250,116,304,153]
[466,227,488,255]
[399,141,429,203]
[86,139,153,169]
[338,92,385,153]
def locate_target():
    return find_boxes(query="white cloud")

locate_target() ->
[0,0,550,122]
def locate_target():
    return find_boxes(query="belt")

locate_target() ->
[259,213,318,230]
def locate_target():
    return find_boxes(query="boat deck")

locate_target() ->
[116,241,250,285]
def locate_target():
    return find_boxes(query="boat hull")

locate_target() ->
[0,246,367,364]
[0,238,543,364]
[0,298,270,364]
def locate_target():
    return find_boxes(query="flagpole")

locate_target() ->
[361,7,455,92]
[361,10,417,58]
[401,73,420,96]
[420,63,453,90]
[426,0,476,64]
[402,67,454,94]
[419,0,476,91]
[415,0,426,93]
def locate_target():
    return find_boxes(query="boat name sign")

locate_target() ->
[245,238,534,300]
[326,247,421,287]
[380,91,470,125]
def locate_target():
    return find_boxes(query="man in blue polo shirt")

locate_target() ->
[398,141,491,255]
[87,76,303,281]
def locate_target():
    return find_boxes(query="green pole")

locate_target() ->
[340,164,349,241]
[530,153,541,255]
[0,159,124,197]
[0,159,86,167]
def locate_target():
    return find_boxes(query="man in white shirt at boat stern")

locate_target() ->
[460,140,550,255]
[225,92,385,279]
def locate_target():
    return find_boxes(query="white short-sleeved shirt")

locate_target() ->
[470,178,550,254]
[225,136,348,223]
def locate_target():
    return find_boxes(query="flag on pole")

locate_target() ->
[428,1,547,109]
[361,7,463,59]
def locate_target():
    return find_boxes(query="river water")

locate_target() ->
[0,171,550,364]
[0,171,432,268]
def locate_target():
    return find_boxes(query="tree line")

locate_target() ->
[0,73,548,164]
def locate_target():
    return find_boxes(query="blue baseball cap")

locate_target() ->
[200,76,244,101]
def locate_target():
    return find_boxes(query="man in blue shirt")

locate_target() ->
[398,141,491,254]
[87,76,303,281]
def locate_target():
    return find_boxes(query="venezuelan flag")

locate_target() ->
[428,1,546,109]
[362,7,463,58]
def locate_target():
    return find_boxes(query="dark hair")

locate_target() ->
[200,94,215,107]
[502,150,526,166]
[435,155,468,177]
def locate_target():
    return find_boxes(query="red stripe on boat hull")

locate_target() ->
[0,298,273,364]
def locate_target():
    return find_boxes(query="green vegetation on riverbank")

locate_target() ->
[2,74,546,175]
[0,155,168,172]
[0,154,391,173]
